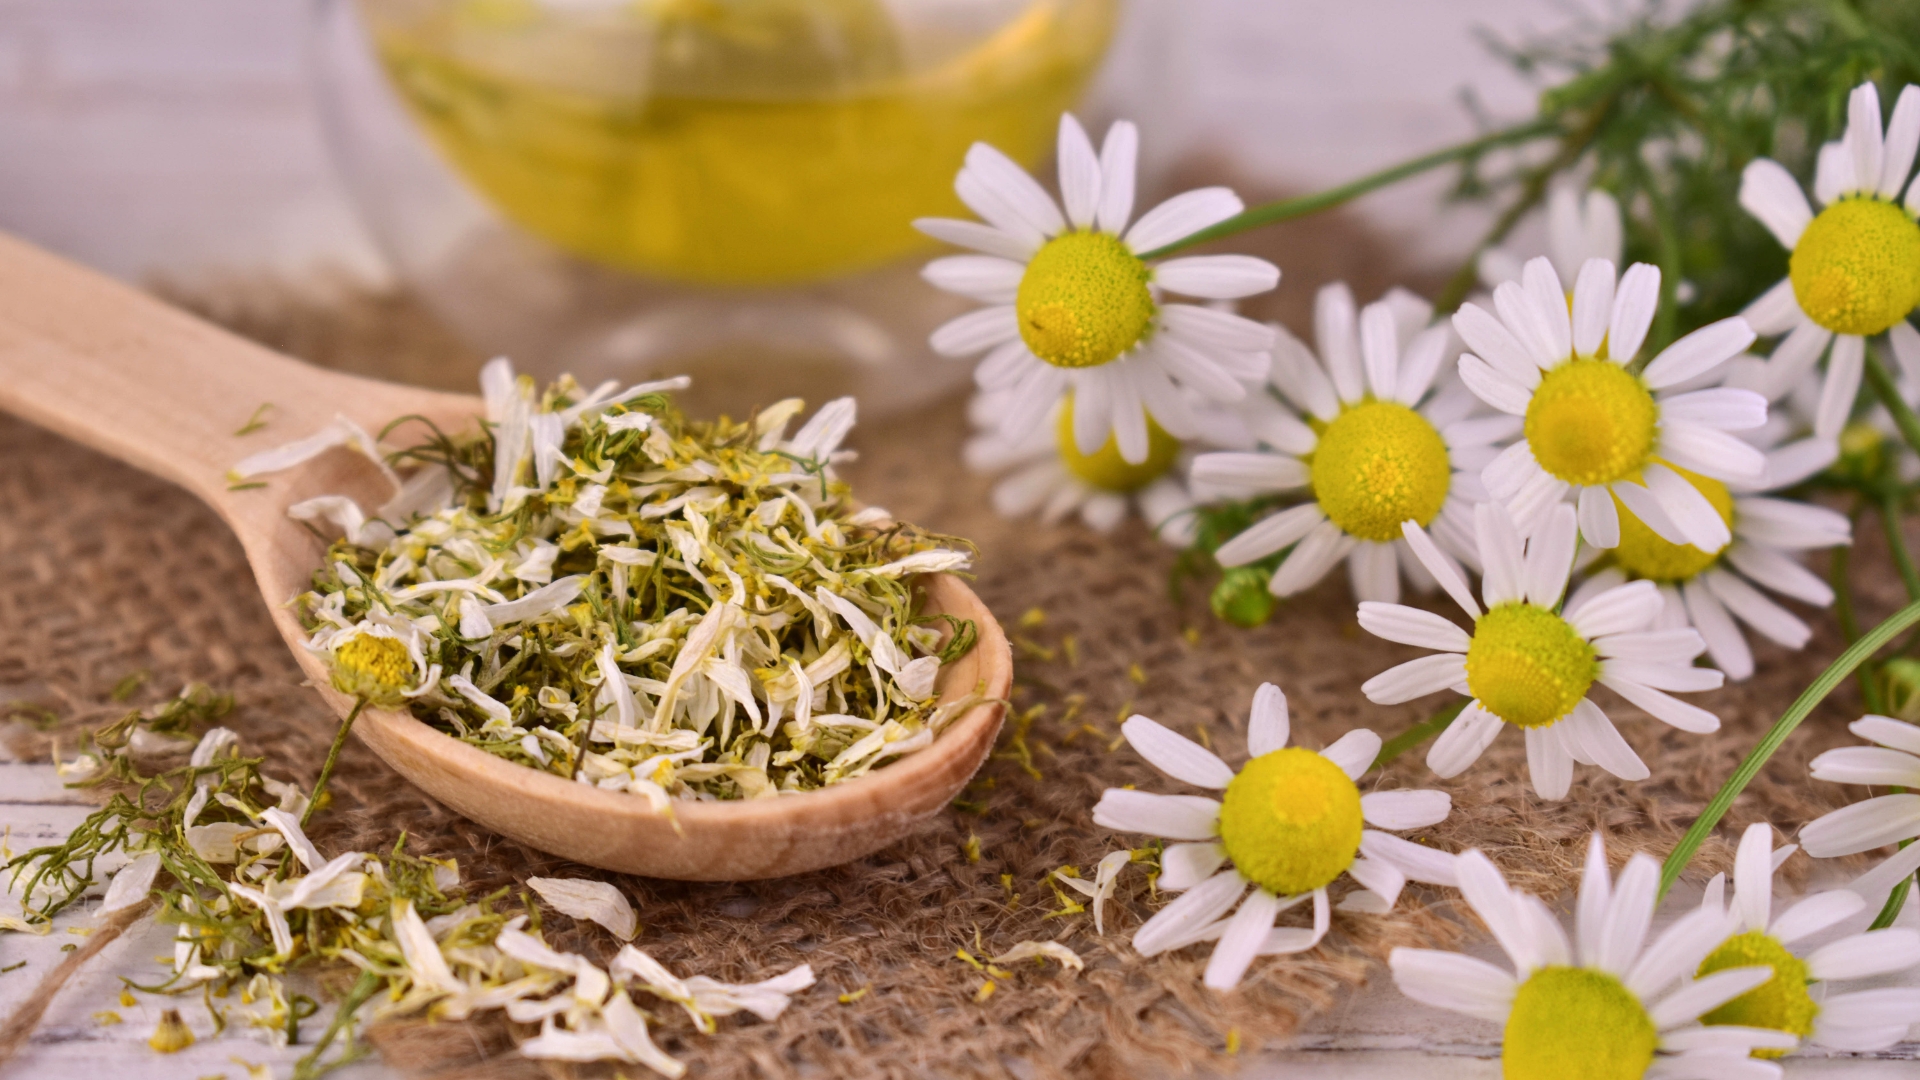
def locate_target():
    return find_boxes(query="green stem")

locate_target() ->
[291,968,380,1080]
[1868,847,1915,931]
[1865,350,1920,459]
[1135,118,1560,261]
[302,698,366,828]
[1659,597,1920,898]
[1882,491,1920,602]
[1830,526,1885,714]
[1371,700,1467,772]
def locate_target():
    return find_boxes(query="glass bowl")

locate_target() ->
[311,0,1121,416]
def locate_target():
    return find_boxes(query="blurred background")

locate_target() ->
[0,0,1594,411]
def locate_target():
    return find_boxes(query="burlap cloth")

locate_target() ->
[3,209,1907,1079]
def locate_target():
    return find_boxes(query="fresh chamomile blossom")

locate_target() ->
[962,388,1216,546]
[1693,822,1920,1054]
[1091,683,1459,990]
[1391,833,1798,1079]
[1456,255,1766,552]
[1190,284,1511,604]
[1564,433,1848,681]
[1737,81,1920,440]
[917,113,1280,464]
[1361,502,1726,799]
[1481,184,1624,289]
[1799,714,1920,860]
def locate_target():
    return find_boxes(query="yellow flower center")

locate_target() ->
[1611,464,1734,579]
[1524,359,1658,487]
[1697,930,1818,1057]
[1216,747,1363,896]
[331,633,416,704]
[1789,197,1920,337]
[1054,395,1179,492]
[1504,967,1658,1080]
[1309,400,1453,542]
[1466,603,1598,729]
[1016,231,1156,368]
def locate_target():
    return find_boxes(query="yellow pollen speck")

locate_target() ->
[330,633,415,705]
[1466,603,1597,729]
[1612,464,1733,579]
[1790,197,1920,337]
[1504,967,1657,1080]
[1055,394,1180,491]
[1310,400,1453,541]
[1017,231,1155,368]
[1524,359,1657,487]
[1216,747,1363,896]
[1698,931,1817,1056]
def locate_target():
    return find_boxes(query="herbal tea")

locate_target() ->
[364,0,1116,284]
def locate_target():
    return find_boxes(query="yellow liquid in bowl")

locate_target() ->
[368,0,1117,285]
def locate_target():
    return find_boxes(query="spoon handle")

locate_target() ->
[0,232,475,521]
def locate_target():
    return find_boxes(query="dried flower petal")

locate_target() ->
[528,877,638,941]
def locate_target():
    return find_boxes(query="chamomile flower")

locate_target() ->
[1800,714,1920,859]
[1190,284,1510,604]
[1481,184,1624,289]
[1694,822,1920,1054]
[962,389,1215,546]
[1456,255,1766,551]
[1391,834,1797,1079]
[311,621,441,706]
[1738,82,1920,440]
[918,114,1280,464]
[1091,683,1459,990]
[1361,502,1725,799]
[1565,434,1849,681]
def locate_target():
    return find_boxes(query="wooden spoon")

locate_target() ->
[0,234,1010,880]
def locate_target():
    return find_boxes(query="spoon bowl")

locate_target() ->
[0,233,1010,880]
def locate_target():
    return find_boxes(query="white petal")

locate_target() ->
[1850,81,1886,200]
[931,306,1020,358]
[1599,675,1721,733]
[1649,967,1774,1030]
[1094,121,1138,234]
[1724,545,1829,611]
[1815,987,1920,1030]
[1358,602,1472,652]
[1845,826,1920,902]
[1854,714,1920,755]
[1798,794,1920,856]
[962,141,1065,236]
[1363,653,1467,705]
[1395,325,1452,405]
[913,217,1036,260]
[1756,434,1839,491]
[1188,451,1308,494]
[1735,496,1852,548]
[1704,568,1810,649]
[1359,301,1401,402]
[1361,830,1459,885]
[1624,905,1739,1000]
[955,169,1048,250]
[1477,501,1527,607]
[1596,265,1659,370]
[1347,542,1401,605]
[1203,888,1282,990]
[1427,702,1504,778]
[1571,258,1617,358]
[1657,1023,1796,1057]
[1741,276,1803,337]
[1602,658,1722,693]
[1579,485,1621,549]
[1404,520,1481,618]
[1753,319,1834,402]
[1132,869,1247,956]
[1091,789,1222,840]
[1120,715,1235,789]
[1729,823,1775,934]
[1569,579,1662,638]
[1658,388,1769,430]
[1246,682,1291,757]
[528,878,638,942]
[1453,301,1543,386]
[1576,833,1612,966]
[1522,257,1574,362]
[1879,85,1920,198]
[1525,724,1574,801]
[1268,521,1353,597]
[1124,187,1244,254]
[1814,332,1865,441]
[1458,354,1533,415]
[1388,948,1517,1024]
[1158,304,1276,353]
[100,852,161,914]
[1320,729,1383,781]
[1159,842,1229,892]
[1804,926,1920,981]
[1523,503,1579,608]
[1268,323,1340,420]
[922,255,1025,304]
[1679,583,1753,681]
[1644,464,1734,551]
[1614,479,1691,545]
[1155,255,1279,300]
[1456,849,1543,973]
[1811,1021,1913,1053]
[1484,439,1545,503]
[1739,157,1814,249]
[1563,698,1648,781]
[1258,887,1331,956]
[1505,469,1572,541]
[1344,854,1406,910]
[1806,745,1920,787]
[1056,113,1100,229]
[1315,282,1365,403]
[1213,503,1324,566]
[1361,790,1452,831]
